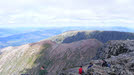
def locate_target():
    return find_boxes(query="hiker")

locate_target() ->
[79,66,85,75]
[87,62,93,69]
[87,62,94,75]
[102,59,110,68]
[39,66,47,75]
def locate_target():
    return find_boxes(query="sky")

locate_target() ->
[0,0,134,28]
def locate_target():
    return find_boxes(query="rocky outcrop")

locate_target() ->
[60,40,134,75]
[97,40,134,59]
[85,51,134,75]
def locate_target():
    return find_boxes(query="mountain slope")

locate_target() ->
[0,39,103,75]
[0,40,56,75]
[48,30,134,43]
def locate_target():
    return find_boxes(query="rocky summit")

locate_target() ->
[60,40,134,75]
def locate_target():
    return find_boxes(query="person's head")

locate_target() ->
[40,66,45,70]
[89,62,93,65]
[80,66,82,68]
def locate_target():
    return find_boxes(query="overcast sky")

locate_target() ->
[0,0,134,28]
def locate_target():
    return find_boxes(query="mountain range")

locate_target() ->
[0,30,134,75]
[0,26,134,49]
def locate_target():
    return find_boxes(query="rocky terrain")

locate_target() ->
[60,40,134,75]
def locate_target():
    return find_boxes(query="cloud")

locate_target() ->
[114,0,133,4]
[0,0,134,28]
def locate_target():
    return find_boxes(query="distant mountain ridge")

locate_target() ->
[48,30,134,43]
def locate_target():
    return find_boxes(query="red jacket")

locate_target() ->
[79,68,83,74]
